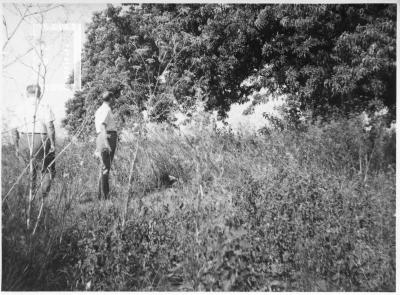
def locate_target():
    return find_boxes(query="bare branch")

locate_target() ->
[3,4,63,50]
[3,47,34,69]
[16,58,42,77]
[3,16,9,38]
[25,4,64,18]
[3,17,26,50]
[12,3,28,18]
[2,5,30,50]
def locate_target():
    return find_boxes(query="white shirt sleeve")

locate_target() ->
[102,106,110,124]
[46,104,55,123]
[95,104,116,133]
[95,105,109,133]
[103,107,117,131]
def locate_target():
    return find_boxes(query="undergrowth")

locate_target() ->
[1,115,395,291]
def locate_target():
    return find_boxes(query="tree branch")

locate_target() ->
[3,47,34,69]
[3,4,63,50]
[2,7,29,50]
[25,4,64,18]
[3,16,9,38]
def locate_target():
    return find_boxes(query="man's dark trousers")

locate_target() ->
[97,131,117,200]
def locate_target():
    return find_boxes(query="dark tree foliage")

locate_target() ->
[253,4,396,119]
[63,4,396,135]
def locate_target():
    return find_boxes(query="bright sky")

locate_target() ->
[225,94,284,132]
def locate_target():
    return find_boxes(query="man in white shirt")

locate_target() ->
[95,90,118,200]
[11,84,56,199]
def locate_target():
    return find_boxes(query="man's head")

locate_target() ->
[102,91,113,103]
[26,84,41,98]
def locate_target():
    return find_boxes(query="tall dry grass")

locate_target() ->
[1,115,395,291]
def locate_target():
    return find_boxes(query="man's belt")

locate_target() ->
[97,130,117,135]
[20,132,48,135]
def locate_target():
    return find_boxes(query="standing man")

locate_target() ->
[11,84,56,199]
[95,90,118,200]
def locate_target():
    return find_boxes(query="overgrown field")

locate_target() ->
[2,117,396,291]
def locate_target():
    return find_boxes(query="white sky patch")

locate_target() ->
[223,94,285,132]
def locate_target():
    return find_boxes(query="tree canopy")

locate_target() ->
[253,4,396,118]
[63,4,396,135]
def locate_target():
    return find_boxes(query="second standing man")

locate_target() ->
[95,90,118,200]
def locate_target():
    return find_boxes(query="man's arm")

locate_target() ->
[46,105,56,152]
[100,123,111,151]
[46,120,56,152]
[11,128,19,152]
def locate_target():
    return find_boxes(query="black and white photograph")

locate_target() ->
[1,1,396,291]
